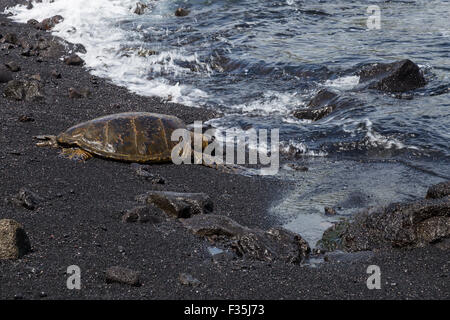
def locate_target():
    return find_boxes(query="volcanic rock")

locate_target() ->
[358,59,426,93]
[0,219,31,260]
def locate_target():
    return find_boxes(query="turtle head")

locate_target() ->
[56,127,84,146]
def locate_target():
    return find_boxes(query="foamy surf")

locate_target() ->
[3,0,444,162]
[229,91,304,116]
[343,118,421,151]
[5,0,208,106]
[324,75,360,90]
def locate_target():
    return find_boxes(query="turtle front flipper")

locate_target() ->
[34,135,58,148]
[60,148,93,162]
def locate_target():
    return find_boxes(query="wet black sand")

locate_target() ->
[0,2,448,300]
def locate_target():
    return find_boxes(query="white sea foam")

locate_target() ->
[229,91,303,116]
[205,125,275,157]
[343,118,420,150]
[324,75,360,90]
[281,140,328,157]
[5,0,207,106]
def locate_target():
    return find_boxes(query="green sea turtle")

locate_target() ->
[34,112,216,166]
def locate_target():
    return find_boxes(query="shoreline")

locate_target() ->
[0,2,448,300]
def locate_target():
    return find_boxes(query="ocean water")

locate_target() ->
[6,0,449,246]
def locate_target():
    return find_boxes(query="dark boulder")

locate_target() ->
[0,219,31,260]
[181,214,246,237]
[35,15,64,30]
[2,33,19,45]
[3,79,44,101]
[319,195,450,252]
[426,181,450,199]
[51,70,61,79]
[38,18,53,31]
[181,214,310,263]
[27,19,39,26]
[121,205,164,224]
[19,39,34,56]
[17,37,64,58]
[64,54,84,66]
[136,191,213,218]
[36,39,51,51]
[293,89,356,121]
[37,38,66,58]
[358,59,426,93]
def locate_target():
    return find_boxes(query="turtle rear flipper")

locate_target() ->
[59,148,93,162]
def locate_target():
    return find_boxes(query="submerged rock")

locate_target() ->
[319,192,450,252]
[136,191,213,218]
[0,219,31,260]
[105,266,141,286]
[37,15,64,31]
[287,164,309,172]
[181,214,310,263]
[3,79,44,101]
[175,8,190,17]
[358,59,426,93]
[133,2,148,15]
[27,19,39,26]
[293,89,356,121]
[324,207,337,216]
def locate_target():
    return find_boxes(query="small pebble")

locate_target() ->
[179,273,201,287]
[105,266,141,286]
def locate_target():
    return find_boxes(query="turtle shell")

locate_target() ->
[56,112,187,163]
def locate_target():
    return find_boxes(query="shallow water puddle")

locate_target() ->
[271,158,445,247]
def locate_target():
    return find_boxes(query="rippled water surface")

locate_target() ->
[7,0,449,245]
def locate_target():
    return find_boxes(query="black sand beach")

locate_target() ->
[0,1,448,300]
